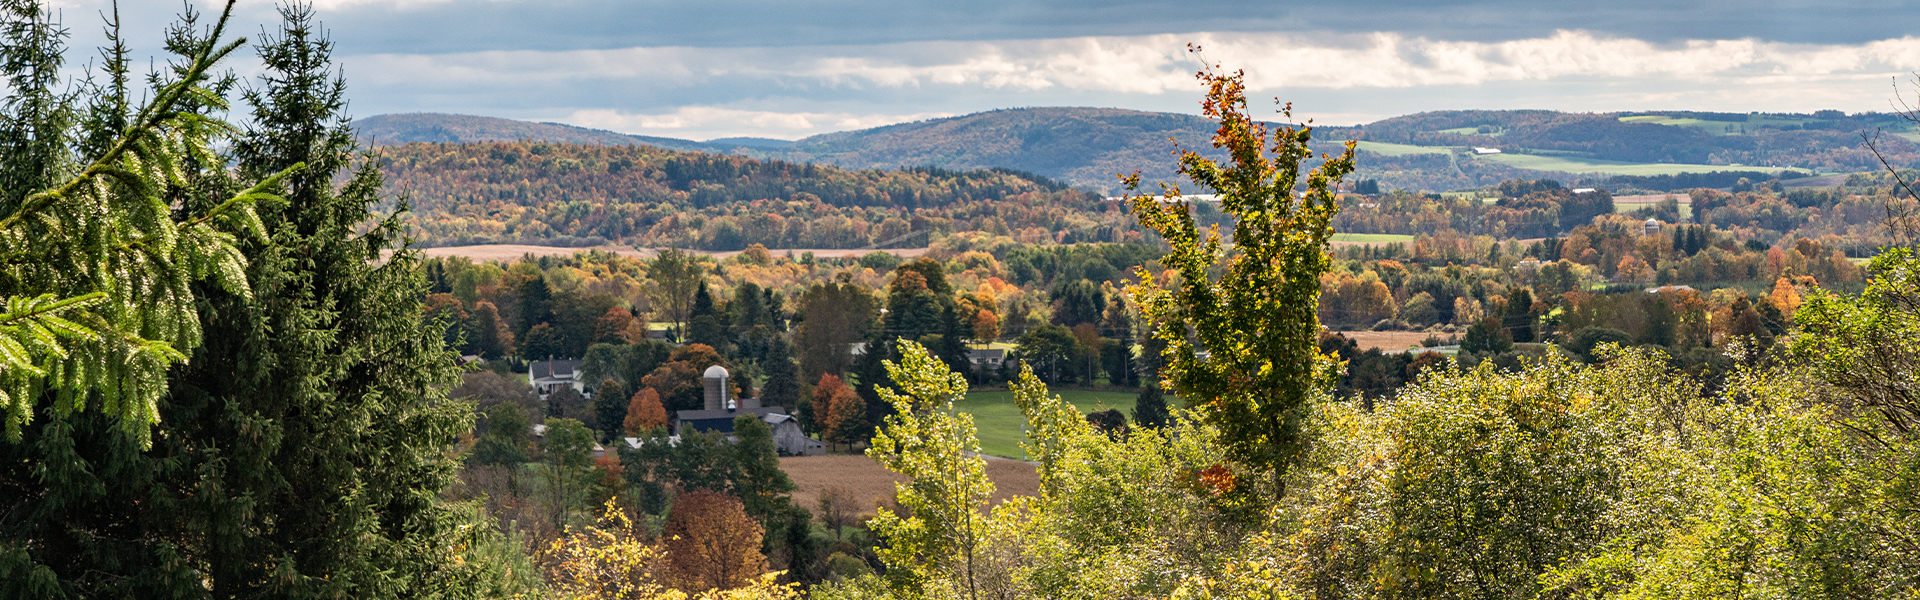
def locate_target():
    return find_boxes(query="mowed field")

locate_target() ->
[779,454,1040,515]
[1612,193,1693,219]
[956,389,1138,459]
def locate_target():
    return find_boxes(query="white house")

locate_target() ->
[528,359,585,396]
[1471,147,1502,155]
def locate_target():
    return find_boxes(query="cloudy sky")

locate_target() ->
[47,0,1920,141]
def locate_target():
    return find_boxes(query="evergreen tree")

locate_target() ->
[1503,287,1536,343]
[688,280,728,350]
[760,336,802,410]
[1132,383,1171,429]
[3,5,507,597]
[936,302,972,378]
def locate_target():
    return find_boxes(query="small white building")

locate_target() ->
[1644,218,1662,237]
[1471,147,1503,155]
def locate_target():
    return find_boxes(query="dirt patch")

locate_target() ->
[1333,330,1436,352]
[407,245,930,263]
[779,454,1039,516]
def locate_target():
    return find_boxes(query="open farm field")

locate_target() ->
[956,389,1137,458]
[1478,153,1790,176]
[1331,233,1417,244]
[779,454,1038,514]
[1354,140,1452,156]
[1333,331,1437,352]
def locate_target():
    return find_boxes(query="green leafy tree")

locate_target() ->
[472,401,533,466]
[1123,57,1356,497]
[865,341,992,599]
[540,417,597,527]
[793,276,877,382]
[1462,316,1514,354]
[730,414,798,524]
[647,247,703,340]
[592,377,630,440]
[1014,324,1083,385]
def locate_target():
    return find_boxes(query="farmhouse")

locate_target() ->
[1471,147,1502,155]
[527,358,584,397]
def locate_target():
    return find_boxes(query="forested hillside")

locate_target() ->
[363,107,1920,195]
[378,141,1123,249]
[356,112,732,153]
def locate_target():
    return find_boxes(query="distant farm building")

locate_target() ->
[1471,147,1502,155]
[667,365,825,456]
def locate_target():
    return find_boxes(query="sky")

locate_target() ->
[43,0,1920,141]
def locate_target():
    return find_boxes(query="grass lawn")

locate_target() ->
[1476,153,1791,177]
[1354,140,1452,156]
[1330,233,1417,243]
[952,389,1138,458]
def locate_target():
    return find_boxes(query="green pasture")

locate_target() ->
[1613,200,1693,220]
[1476,152,1790,177]
[1354,140,1452,156]
[952,389,1138,458]
[1330,233,1417,244]
[1436,126,1501,136]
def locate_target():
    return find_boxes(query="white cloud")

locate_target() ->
[349,30,1920,93]
[338,30,1920,139]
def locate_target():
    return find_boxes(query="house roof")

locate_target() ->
[674,407,788,433]
[529,359,583,381]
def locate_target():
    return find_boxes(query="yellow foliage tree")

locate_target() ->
[541,500,795,600]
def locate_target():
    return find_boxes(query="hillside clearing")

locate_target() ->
[1478,153,1791,177]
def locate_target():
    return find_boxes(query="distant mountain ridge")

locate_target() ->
[354,108,1920,193]
[354,113,745,154]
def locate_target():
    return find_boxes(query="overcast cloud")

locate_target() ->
[44,0,1920,140]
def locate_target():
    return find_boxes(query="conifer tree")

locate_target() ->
[3,4,508,597]
[760,336,802,410]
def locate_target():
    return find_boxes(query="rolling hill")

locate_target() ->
[354,108,1920,194]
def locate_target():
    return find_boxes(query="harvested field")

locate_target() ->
[779,454,1039,516]
[1333,330,1435,352]
[405,245,929,263]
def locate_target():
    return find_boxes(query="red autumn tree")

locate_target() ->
[663,489,767,591]
[815,374,866,451]
[624,388,669,435]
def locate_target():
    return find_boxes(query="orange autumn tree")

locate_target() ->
[663,489,767,592]
[625,388,669,435]
[814,374,865,451]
